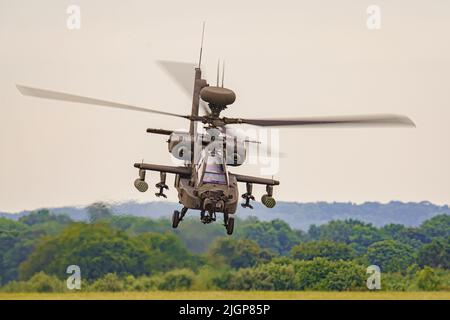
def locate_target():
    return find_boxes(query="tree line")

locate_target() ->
[0,203,449,292]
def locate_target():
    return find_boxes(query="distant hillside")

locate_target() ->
[1,200,449,230]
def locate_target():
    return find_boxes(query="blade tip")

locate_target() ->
[16,84,25,94]
[16,84,34,97]
[400,116,416,128]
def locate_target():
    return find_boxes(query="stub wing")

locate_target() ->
[134,163,191,176]
[230,173,280,186]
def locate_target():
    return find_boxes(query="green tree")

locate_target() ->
[293,258,366,291]
[381,224,427,248]
[365,240,415,273]
[308,219,383,253]
[19,223,154,280]
[417,238,450,269]
[420,214,450,239]
[89,273,125,292]
[109,215,228,253]
[158,269,195,290]
[110,215,171,235]
[208,238,273,269]
[416,267,440,291]
[87,202,113,223]
[291,241,355,261]
[320,261,367,291]
[19,209,72,226]
[213,262,295,291]
[0,219,44,285]
[239,218,302,255]
[214,258,366,291]
[137,232,202,271]
[0,272,64,293]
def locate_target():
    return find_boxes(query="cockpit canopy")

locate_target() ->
[197,149,228,186]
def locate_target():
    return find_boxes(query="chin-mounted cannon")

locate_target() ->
[241,182,255,209]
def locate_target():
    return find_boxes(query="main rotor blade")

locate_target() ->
[234,114,415,127]
[222,126,285,158]
[16,85,189,119]
[156,60,196,97]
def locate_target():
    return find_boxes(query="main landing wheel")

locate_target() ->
[172,210,180,228]
[226,217,234,235]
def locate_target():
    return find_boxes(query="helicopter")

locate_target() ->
[16,26,415,235]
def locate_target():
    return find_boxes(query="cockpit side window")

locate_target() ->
[196,154,205,185]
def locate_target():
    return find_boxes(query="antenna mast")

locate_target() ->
[221,60,225,87]
[198,21,206,68]
[216,59,220,86]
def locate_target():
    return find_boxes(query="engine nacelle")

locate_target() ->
[168,133,196,161]
[171,142,192,161]
[168,131,246,165]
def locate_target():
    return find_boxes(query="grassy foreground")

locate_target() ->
[0,291,449,300]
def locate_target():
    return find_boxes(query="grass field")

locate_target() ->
[0,291,449,300]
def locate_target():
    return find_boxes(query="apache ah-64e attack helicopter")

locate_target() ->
[16,26,415,234]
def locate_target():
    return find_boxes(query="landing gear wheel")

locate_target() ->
[226,217,234,235]
[172,210,180,228]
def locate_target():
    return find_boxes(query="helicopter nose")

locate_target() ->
[203,198,225,212]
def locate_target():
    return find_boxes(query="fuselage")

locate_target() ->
[175,175,239,214]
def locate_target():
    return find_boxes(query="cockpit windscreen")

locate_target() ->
[202,154,227,185]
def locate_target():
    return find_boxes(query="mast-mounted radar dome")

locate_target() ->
[200,86,236,107]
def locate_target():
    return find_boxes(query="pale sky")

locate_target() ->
[0,0,449,212]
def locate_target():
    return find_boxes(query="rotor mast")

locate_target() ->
[189,23,209,170]
[190,68,203,136]
[190,22,207,137]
